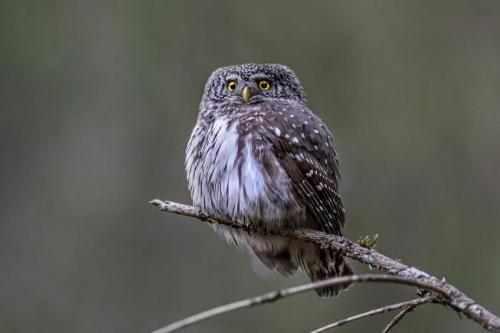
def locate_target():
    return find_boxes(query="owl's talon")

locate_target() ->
[357,234,379,249]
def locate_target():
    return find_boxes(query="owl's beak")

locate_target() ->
[242,86,251,103]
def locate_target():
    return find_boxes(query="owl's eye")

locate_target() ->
[258,80,271,91]
[227,80,237,91]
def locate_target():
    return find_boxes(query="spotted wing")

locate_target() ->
[264,101,345,235]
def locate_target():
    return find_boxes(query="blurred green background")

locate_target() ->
[1,1,499,332]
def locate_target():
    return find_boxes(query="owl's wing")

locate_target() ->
[264,101,345,235]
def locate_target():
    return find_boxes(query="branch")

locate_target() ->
[152,275,437,333]
[310,295,434,333]
[382,300,423,333]
[150,199,500,332]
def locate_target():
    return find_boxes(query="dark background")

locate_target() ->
[1,1,499,332]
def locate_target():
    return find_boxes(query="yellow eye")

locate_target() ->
[258,80,271,91]
[227,80,237,91]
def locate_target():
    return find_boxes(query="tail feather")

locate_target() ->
[304,250,353,297]
[254,245,353,298]
[254,249,298,276]
[224,228,353,298]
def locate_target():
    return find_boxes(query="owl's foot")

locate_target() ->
[357,234,379,249]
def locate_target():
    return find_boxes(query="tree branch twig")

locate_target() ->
[310,295,434,333]
[149,199,500,333]
[152,275,437,333]
[381,300,423,333]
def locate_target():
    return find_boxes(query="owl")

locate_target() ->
[185,63,352,296]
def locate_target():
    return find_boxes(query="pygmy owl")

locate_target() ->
[185,63,352,296]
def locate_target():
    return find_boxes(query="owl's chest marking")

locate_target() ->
[186,114,305,230]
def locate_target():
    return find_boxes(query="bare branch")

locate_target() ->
[152,275,437,333]
[149,199,500,332]
[382,300,423,333]
[310,296,434,333]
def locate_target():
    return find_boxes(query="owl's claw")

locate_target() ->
[357,234,379,249]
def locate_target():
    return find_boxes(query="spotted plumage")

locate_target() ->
[186,63,352,296]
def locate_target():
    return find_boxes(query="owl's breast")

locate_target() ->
[185,117,305,230]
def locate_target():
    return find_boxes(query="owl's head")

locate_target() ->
[202,63,306,106]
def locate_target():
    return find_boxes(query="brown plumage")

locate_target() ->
[185,64,352,296]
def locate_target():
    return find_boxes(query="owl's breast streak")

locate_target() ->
[186,114,305,231]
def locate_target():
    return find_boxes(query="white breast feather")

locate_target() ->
[187,117,296,228]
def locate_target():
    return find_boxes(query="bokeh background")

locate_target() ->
[1,1,499,332]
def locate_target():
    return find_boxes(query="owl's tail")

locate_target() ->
[304,249,353,298]
[256,242,353,297]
